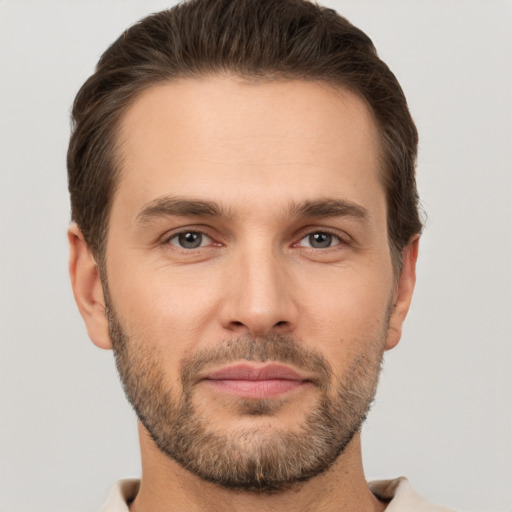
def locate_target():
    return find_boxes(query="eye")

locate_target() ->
[297,232,342,249]
[168,231,212,249]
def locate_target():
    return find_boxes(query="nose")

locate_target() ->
[219,246,299,338]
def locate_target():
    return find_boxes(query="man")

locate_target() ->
[67,0,453,510]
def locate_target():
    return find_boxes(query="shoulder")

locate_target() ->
[369,477,456,511]
[100,479,140,512]
[100,477,455,511]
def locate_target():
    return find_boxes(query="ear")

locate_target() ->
[68,224,112,350]
[385,235,419,351]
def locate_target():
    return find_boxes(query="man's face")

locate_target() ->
[81,76,415,491]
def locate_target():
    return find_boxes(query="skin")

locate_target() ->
[68,76,418,512]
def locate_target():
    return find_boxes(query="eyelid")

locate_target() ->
[292,227,350,247]
[160,225,220,247]
[157,224,350,250]
[167,231,213,248]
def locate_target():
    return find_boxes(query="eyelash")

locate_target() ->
[164,230,218,250]
[295,231,344,249]
[163,228,348,251]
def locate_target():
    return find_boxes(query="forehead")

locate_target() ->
[114,76,384,222]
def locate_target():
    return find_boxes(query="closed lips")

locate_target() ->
[202,363,311,399]
[204,363,308,382]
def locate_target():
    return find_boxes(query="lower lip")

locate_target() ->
[205,379,308,399]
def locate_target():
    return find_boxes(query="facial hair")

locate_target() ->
[106,299,387,493]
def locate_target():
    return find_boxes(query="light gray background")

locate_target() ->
[1,1,511,511]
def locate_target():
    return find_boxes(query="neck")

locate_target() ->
[130,423,386,512]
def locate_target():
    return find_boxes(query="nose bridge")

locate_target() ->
[221,236,297,336]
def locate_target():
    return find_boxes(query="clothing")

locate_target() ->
[100,477,455,511]
[369,478,455,511]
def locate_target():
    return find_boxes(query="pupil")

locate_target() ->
[179,232,202,248]
[309,233,331,248]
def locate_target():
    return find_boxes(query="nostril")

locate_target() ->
[275,321,287,327]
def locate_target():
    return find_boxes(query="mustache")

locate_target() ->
[180,334,333,389]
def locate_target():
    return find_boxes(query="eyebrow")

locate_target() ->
[287,199,368,222]
[136,196,232,225]
[136,196,368,225]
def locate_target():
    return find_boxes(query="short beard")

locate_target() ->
[106,297,386,493]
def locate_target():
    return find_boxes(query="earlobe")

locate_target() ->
[385,235,419,351]
[68,224,112,350]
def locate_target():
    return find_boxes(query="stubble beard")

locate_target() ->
[106,299,387,493]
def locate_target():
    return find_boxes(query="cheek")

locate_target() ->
[107,262,221,358]
[297,264,393,356]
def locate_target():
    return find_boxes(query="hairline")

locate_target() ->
[92,72,407,275]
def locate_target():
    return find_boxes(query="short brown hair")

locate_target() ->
[68,0,422,270]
